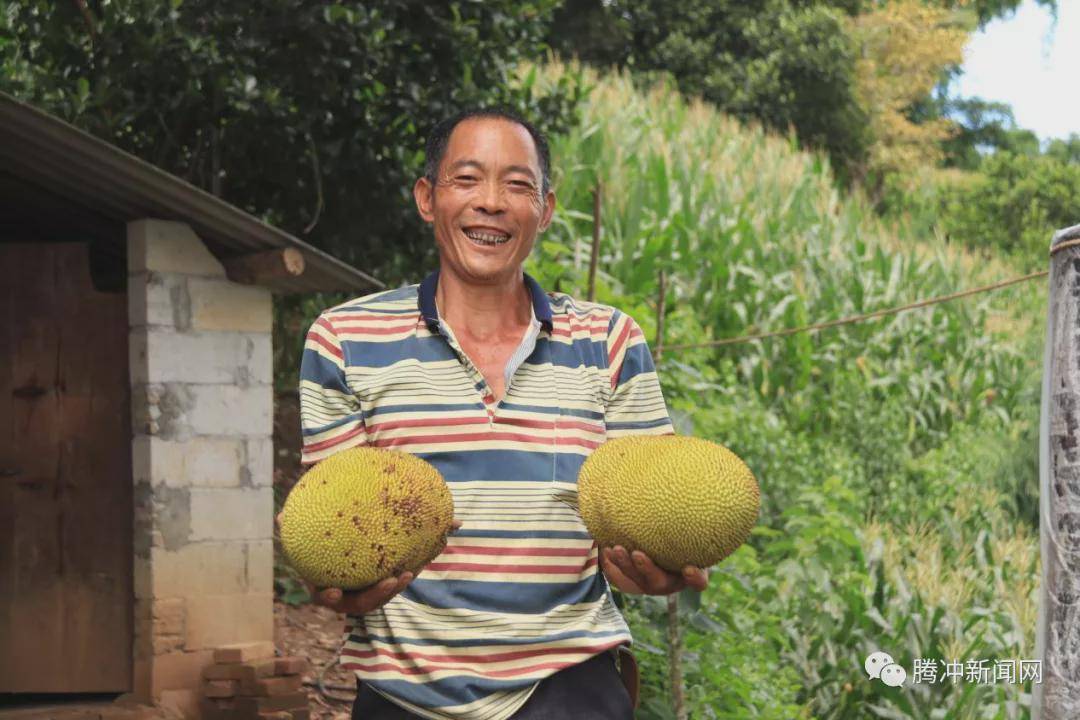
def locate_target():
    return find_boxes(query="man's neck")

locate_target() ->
[435,267,533,343]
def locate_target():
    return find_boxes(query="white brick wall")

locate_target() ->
[188,487,274,541]
[130,330,271,385]
[186,385,273,437]
[127,219,277,706]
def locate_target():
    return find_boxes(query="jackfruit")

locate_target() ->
[279,446,454,590]
[578,435,759,572]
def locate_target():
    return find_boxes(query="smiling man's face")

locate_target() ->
[414,117,556,286]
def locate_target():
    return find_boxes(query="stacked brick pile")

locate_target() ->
[199,642,312,720]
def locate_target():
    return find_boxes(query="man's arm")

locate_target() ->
[598,311,708,594]
[299,315,366,465]
[291,313,419,612]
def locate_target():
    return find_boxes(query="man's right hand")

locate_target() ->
[275,512,459,615]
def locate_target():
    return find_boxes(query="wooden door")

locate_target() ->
[0,242,133,692]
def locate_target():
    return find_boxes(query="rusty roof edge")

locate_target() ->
[0,92,384,293]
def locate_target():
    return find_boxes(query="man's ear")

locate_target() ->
[414,176,435,223]
[538,189,557,232]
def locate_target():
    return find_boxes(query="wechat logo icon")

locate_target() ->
[865,650,906,687]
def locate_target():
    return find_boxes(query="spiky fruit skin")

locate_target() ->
[279,447,454,590]
[578,435,760,572]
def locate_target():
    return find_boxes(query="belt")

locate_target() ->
[612,646,640,709]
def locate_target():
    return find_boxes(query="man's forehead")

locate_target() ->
[442,117,540,169]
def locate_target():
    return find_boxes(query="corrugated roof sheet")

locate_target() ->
[0,92,383,294]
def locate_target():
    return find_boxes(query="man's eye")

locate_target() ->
[510,180,534,189]
[455,175,478,182]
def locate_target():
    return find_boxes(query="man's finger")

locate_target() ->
[339,577,397,615]
[601,548,643,594]
[451,519,463,530]
[317,586,344,608]
[682,566,708,592]
[611,546,648,590]
[631,551,683,594]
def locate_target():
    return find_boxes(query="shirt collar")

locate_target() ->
[418,269,554,334]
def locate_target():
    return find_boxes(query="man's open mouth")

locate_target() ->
[463,228,511,246]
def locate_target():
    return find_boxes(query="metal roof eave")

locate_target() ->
[0,92,383,294]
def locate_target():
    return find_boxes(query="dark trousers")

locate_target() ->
[351,651,634,719]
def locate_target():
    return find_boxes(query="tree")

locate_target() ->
[0,0,581,283]
[546,0,872,181]
[849,0,968,197]
[937,148,1080,263]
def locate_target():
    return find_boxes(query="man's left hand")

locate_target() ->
[600,545,708,595]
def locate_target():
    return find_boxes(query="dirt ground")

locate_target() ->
[273,599,356,720]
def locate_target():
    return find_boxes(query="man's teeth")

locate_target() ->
[464,229,510,245]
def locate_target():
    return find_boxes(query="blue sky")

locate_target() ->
[953,0,1079,140]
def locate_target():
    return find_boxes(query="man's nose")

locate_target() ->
[473,179,507,214]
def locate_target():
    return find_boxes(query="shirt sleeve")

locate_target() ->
[298,314,366,465]
[604,310,675,438]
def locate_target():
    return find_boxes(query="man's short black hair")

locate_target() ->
[424,108,551,194]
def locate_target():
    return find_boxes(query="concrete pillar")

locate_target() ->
[126,220,275,717]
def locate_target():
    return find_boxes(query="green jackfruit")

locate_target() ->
[279,446,454,589]
[578,435,759,571]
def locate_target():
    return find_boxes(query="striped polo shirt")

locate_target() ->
[298,269,673,720]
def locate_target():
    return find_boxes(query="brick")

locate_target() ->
[239,674,303,697]
[214,642,278,665]
[189,278,272,333]
[189,488,273,542]
[159,688,201,720]
[133,330,272,386]
[234,693,308,715]
[187,384,273,437]
[136,436,244,489]
[246,437,274,487]
[246,540,274,595]
[152,649,215,695]
[128,220,226,277]
[129,272,188,329]
[153,634,185,655]
[185,594,274,651]
[151,541,248,597]
[272,657,309,677]
[152,598,186,636]
[204,679,240,698]
[203,658,277,682]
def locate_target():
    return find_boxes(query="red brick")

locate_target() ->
[204,679,239,698]
[273,657,309,676]
[239,675,302,697]
[214,641,276,664]
[204,658,277,681]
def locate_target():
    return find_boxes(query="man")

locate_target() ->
[297,109,709,719]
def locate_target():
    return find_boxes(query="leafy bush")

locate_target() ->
[937,150,1080,268]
